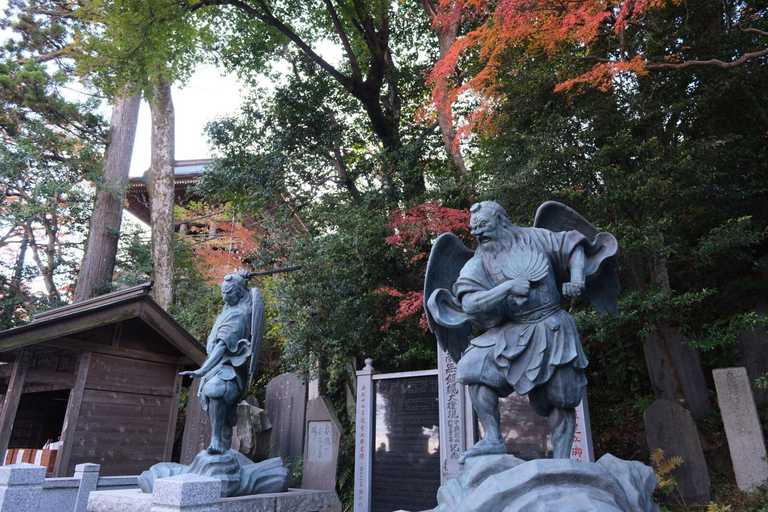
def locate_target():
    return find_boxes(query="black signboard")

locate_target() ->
[370,375,441,512]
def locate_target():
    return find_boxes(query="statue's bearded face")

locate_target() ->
[221,282,242,306]
[470,211,501,246]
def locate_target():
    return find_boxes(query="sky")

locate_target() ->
[128,66,244,177]
[0,0,245,177]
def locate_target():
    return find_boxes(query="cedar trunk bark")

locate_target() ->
[147,79,175,310]
[74,91,141,302]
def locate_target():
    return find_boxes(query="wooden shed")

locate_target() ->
[0,283,206,477]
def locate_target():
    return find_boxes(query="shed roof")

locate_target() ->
[0,283,206,365]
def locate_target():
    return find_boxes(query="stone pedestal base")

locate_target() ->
[87,487,337,512]
[432,454,661,512]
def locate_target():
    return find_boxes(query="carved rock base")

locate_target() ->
[432,453,660,512]
[138,449,289,498]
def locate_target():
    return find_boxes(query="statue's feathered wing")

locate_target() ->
[534,201,620,315]
[247,287,266,393]
[424,233,475,363]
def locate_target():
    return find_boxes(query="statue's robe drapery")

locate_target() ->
[199,299,252,414]
[444,227,608,397]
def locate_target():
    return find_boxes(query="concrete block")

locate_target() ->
[151,473,221,512]
[0,463,46,512]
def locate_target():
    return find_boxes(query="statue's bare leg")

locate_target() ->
[207,398,227,454]
[548,406,576,459]
[460,384,506,464]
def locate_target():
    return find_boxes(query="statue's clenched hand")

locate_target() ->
[562,281,585,297]
[506,278,530,297]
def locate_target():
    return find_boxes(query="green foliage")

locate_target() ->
[1,2,107,311]
[74,0,210,95]
[469,22,768,465]
[248,199,438,387]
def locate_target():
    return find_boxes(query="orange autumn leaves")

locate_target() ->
[428,0,665,136]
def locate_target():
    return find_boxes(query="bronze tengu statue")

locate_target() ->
[424,201,619,462]
[139,268,300,497]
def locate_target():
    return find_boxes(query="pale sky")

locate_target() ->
[129,65,244,176]
[0,0,244,177]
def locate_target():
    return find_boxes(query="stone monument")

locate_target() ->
[713,367,768,492]
[424,201,660,511]
[139,270,290,497]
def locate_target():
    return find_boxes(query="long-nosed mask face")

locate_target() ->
[470,211,500,245]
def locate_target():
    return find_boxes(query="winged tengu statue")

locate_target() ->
[181,270,265,454]
[424,201,619,462]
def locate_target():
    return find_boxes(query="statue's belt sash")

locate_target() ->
[510,303,561,324]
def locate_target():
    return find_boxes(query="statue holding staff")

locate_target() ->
[180,266,300,454]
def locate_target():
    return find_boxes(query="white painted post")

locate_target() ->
[570,389,595,462]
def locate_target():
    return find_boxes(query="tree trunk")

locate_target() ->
[147,79,175,310]
[422,1,471,186]
[74,91,141,302]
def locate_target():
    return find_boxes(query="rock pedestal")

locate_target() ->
[431,454,660,512]
[138,450,289,498]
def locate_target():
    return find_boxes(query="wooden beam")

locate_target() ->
[138,301,206,365]
[43,337,192,366]
[24,369,76,388]
[0,304,141,352]
[22,383,72,394]
[163,366,184,461]
[0,348,31,463]
[54,351,90,477]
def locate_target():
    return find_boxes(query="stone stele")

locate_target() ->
[644,399,711,504]
[713,367,768,491]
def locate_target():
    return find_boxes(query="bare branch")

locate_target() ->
[645,48,768,69]
[323,0,363,80]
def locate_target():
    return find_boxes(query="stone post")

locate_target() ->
[73,463,100,512]
[353,358,375,512]
[0,462,46,511]
[150,473,221,512]
[713,367,768,491]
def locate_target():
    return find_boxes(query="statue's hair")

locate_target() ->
[222,272,248,292]
[470,201,511,227]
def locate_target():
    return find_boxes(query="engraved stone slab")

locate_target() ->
[301,397,342,511]
[437,344,466,484]
[713,367,768,491]
[737,302,768,404]
[370,374,441,512]
[644,399,710,504]
[643,328,710,418]
[265,373,306,464]
[181,379,212,465]
[487,389,593,462]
